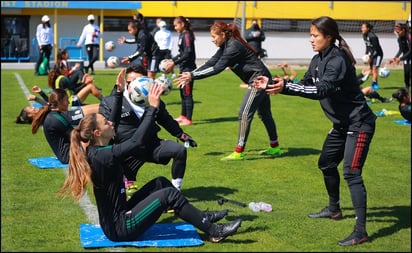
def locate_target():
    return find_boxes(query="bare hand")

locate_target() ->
[118,36,126,45]
[32,85,41,93]
[253,76,284,95]
[164,60,174,73]
[121,56,130,64]
[147,82,164,108]
[253,76,269,90]
[174,72,191,88]
[115,68,126,93]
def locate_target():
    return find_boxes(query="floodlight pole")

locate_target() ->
[241,1,246,38]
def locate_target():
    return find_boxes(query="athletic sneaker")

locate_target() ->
[307,206,343,219]
[371,82,379,91]
[260,147,282,156]
[174,115,186,122]
[209,218,242,243]
[338,229,368,246]
[221,152,245,161]
[179,118,192,126]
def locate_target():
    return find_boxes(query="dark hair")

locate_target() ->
[126,64,148,76]
[211,20,257,54]
[32,89,68,134]
[174,16,195,40]
[15,107,32,124]
[392,87,410,103]
[312,16,356,65]
[362,22,373,31]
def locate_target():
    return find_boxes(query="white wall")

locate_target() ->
[29,16,399,65]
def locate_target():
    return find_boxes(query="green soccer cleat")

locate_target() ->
[260,147,282,156]
[221,152,245,161]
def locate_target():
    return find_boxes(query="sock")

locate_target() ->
[172,178,183,190]
[270,140,279,148]
[176,202,213,234]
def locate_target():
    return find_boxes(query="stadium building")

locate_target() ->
[1,1,410,66]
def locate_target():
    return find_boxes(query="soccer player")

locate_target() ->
[99,64,197,190]
[163,16,197,126]
[60,81,242,243]
[361,22,384,89]
[254,16,376,246]
[176,20,281,161]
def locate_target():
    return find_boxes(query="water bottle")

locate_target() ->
[249,202,273,212]
[258,202,273,212]
[248,202,260,212]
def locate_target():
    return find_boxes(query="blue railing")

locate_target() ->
[59,37,88,60]
[1,37,88,62]
[1,37,31,62]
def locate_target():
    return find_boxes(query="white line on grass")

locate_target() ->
[14,72,100,225]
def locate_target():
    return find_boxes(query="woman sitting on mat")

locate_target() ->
[59,79,242,243]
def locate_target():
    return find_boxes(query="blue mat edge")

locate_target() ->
[28,157,69,169]
[79,222,204,248]
[393,119,411,126]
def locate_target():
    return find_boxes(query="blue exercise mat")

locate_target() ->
[394,119,411,126]
[79,222,204,248]
[28,157,68,169]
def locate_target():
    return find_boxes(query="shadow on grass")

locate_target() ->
[182,186,240,202]
[203,147,321,160]
[163,100,202,106]
[194,116,238,124]
[341,205,411,242]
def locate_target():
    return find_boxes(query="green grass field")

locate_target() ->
[1,67,410,252]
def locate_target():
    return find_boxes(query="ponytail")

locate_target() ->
[211,21,258,54]
[59,114,96,201]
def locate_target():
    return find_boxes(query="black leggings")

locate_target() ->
[35,44,52,72]
[123,139,187,182]
[110,176,212,242]
[85,44,99,72]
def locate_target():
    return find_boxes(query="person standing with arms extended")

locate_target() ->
[77,14,101,75]
[361,22,383,90]
[118,20,160,79]
[176,21,281,160]
[254,16,376,246]
[388,23,411,93]
[163,16,197,126]
[245,19,266,59]
[35,15,53,76]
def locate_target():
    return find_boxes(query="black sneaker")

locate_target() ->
[338,230,368,246]
[209,218,242,243]
[204,209,228,223]
[308,206,343,219]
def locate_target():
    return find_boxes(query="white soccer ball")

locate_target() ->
[105,41,116,52]
[379,67,390,78]
[106,56,120,68]
[159,59,172,73]
[155,74,173,95]
[361,54,370,64]
[128,76,153,106]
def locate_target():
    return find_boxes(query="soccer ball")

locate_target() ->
[159,59,172,73]
[155,74,173,95]
[379,67,390,78]
[128,76,153,106]
[361,54,370,64]
[105,41,115,52]
[106,56,120,68]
